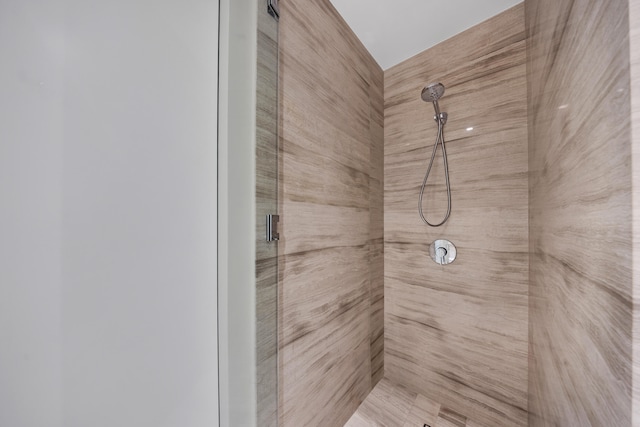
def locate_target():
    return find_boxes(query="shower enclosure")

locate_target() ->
[219,0,279,425]
[220,0,640,426]
[255,1,279,426]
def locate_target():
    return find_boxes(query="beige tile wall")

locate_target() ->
[632,0,640,424]
[369,52,385,386]
[384,5,529,427]
[526,0,633,425]
[278,0,384,425]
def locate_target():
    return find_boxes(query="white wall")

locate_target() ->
[0,1,219,426]
[0,2,64,424]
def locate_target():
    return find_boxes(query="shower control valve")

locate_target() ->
[429,239,456,265]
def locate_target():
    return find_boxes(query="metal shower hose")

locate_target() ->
[418,117,451,227]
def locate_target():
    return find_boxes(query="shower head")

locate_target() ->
[421,82,447,123]
[421,83,445,102]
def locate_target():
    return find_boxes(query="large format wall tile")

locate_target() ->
[632,0,640,423]
[369,56,385,386]
[278,0,384,425]
[345,378,483,427]
[384,5,528,427]
[526,0,633,425]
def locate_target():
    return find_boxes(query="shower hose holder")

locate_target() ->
[434,112,448,125]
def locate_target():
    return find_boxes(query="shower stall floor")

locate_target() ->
[344,378,480,427]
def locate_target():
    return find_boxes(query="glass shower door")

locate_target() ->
[256,1,279,426]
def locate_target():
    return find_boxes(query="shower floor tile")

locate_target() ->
[344,378,475,427]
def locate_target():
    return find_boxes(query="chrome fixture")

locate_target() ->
[421,82,447,123]
[429,239,456,265]
[266,214,280,242]
[419,82,451,227]
[267,0,279,20]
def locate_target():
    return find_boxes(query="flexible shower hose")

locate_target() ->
[418,118,451,227]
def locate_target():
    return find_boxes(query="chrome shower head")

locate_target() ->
[421,82,446,123]
[421,83,445,102]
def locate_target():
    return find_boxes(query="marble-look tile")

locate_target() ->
[403,394,440,427]
[436,408,467,427]
[278,0,384,425]
[632,0,640,424]
[384,4,528,427]
[526,0,633,425]
[344,378,417,427]
[370,61,385,386]
[344,411,373,427]
[347,378,489,427]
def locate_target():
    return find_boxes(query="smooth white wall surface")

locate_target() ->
[0,2,64,425]
[218,0,257,425]
[0,1,219,426]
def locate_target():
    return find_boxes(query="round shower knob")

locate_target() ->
[429,239,456,265]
